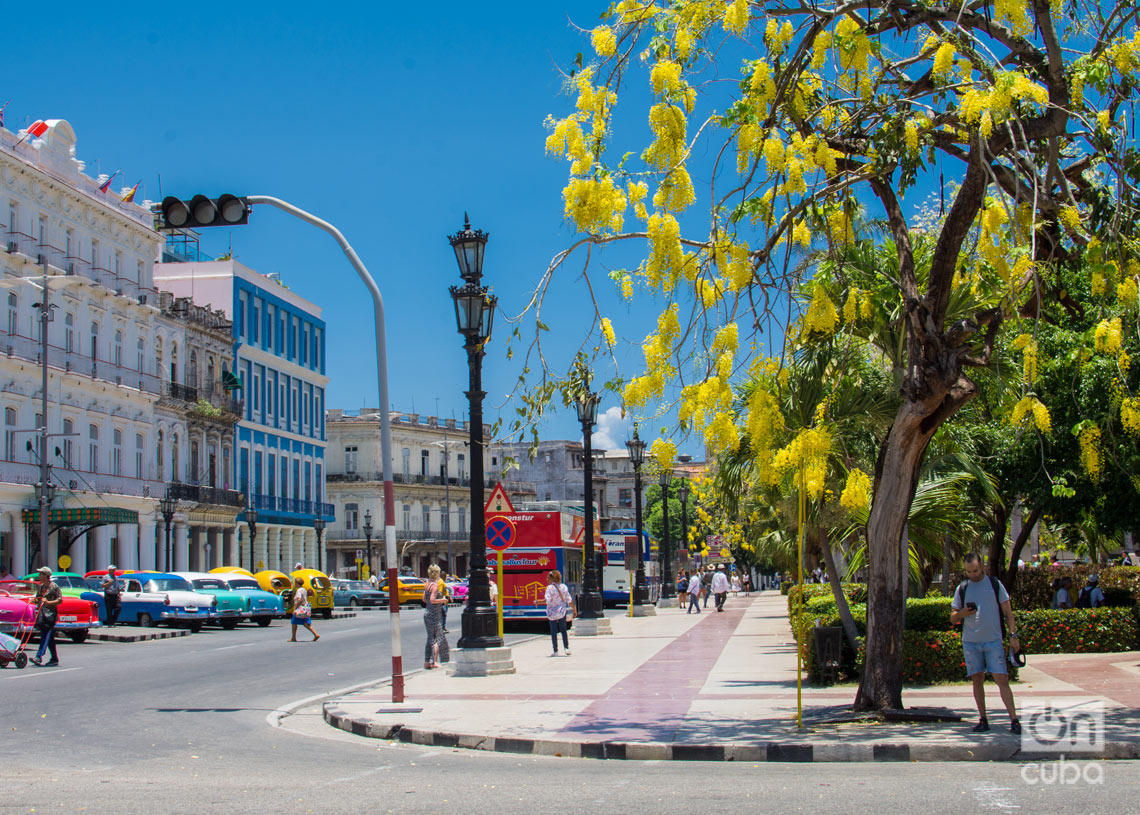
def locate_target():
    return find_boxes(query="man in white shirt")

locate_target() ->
[687,570,702,614]
[711,565,731,611]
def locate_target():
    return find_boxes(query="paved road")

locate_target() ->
[2,610,1137,814]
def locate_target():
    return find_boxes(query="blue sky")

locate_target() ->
[5,1,702,454]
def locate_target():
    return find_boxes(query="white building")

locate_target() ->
[0,119,166,575]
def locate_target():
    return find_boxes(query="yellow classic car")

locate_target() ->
[290,569,335,618]
[379,575,427,605]
[254,570,295,609]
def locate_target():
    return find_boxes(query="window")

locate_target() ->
[280,457,288,501]
[253,374,260,411]
[402,448,410,479]
[88,424,99,473]
[171,433,180,482]
[457,453,465,479]
[207,356,216,391]
[157,430,164,480]
[267,453,276,496]
[34,413,43,461]
[301,324,308,365]
[265,306,273,349]
[441,502,449,533]
[136,260,144,285]
[137,338,144,374]
[188,350,198,388]
[155,337,163,381]
[402,504,411,529]
[65,229,74,260]
[422,506,430,533]
[90,322,99,361]
[90,239,99,270]
[65,313,74,353]
[458,506,466,535]
[170,342,178,383]
[4,407,16,460]
[313,329,321,369]
[135,434,144,478]
[62,419,73,468]
[277,314,284,351]
[292,458,300,500]
[421,449,430,477]
[251,299,259,345]
[345,445,358,474]
[619,488,633,508]
[114,251,121,280]
[113,330,122,367]
[112,428,123,476]
[345,502,359,531]
[7,293,17,336]
[191,440,200,482]
[305,461,311,502]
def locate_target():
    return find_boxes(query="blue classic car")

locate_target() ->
[211,572,286,625]
[114,573,218,632]
[330,578,388,608]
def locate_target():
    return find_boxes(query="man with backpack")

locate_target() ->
[1075,574,1105,609]
[950,553,1022,735]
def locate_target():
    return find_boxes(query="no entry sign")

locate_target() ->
[485,516,516,552]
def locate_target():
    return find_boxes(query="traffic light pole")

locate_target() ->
[243,196,403,703]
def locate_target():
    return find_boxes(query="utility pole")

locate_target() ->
[32,259,56,568]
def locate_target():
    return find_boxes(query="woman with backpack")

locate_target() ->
[545,570,575,656]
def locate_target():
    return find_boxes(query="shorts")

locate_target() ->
[963,639,1007,676]
[291,614,311,626]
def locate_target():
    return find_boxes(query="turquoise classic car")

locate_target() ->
[175,573,248,629]
[210,572,286,625]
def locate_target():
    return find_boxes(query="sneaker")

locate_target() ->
[1010,720,1022,736]
[550,651,558,657]
[972,719,990,733]
[442,628,449,633]
[30,657,42,666]
[564,650,571,656]
[43,660,59,667]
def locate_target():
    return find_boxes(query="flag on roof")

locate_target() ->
[98,170,120,194]
[120,181,140,202]
[26,120,48,138]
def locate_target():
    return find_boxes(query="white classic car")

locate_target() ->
[115,573,219,632]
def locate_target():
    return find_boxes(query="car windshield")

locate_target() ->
[144,578,193,592]
[312,576,331,589]
[54,576,89,588]
[192,579,228,590]
[227,579,261,591]
[347,581,371,590]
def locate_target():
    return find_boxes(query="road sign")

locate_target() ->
[624,536,639,570]
[485,515,517,552]
[356,549,364,559]
[58,555,72,570]
[484,482,515,515]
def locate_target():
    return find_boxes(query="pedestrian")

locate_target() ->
[1075,574,1105,609]
[712,564,730,611]
[438,570,451,634]
[0,563,11,581]
[294,561,303,572]
[544,569,574,656]
[687,569,702,613]
[701,565,713,608]
[31,566,62,667]
[422,564,449,668]
[288,576,319,642]
[101,564,122,627]
[773,571,781,590]
[742,573,751,596]
[730,573,742,596]
[489,576,498,608]
[677,571,687,609]
[950,553,1021,734]
[1050,577,1073,609]
[368,572,379,590]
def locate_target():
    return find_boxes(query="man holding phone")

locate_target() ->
[950,553,1021,734]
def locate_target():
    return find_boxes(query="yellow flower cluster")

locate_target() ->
[651,60,684,97]
[839,468,872,512]
[623,305,681,407]
[723,0,749,36]
[1010,333,1038,384]
[792,220,811,249]
[621,272,634,301]
[811,31,832,69]
[1078,424,1102,480]
[544,115,591,174]
[649,438,677,470]
[674,26,694,59]
[764,18,795,56]
[772,426,832,498]
[562,176,627,235]
[746,386,784,450]
[958,72,1050,139]
[645,103,688,170]
[646,212,687,292]
[827,208,854,247]
[600,317,617,349]
[834,16,871,72]
[1122,397,1140,438]
[1010,396,1051,433]
[1118,275,1138,307]
[628,180,649,221]
[574,68,617,138]
[1094,317,1123,354]
[724,241,752,291]
[802,285,839,338]
[1059,206,1083,233]
[591,25,617,58]
[932,43,956,82]
[995,0,1034,38]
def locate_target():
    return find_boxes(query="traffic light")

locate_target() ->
[159,194,250,230]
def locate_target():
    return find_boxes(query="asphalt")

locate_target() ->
[323,591,1140,762]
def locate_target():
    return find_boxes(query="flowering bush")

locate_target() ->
[786,582,866,614]
[1010,566,1140,610]
[1014,608,1138,653]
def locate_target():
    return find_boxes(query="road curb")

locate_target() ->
[88,629,190,642]
[319,705,1140,763]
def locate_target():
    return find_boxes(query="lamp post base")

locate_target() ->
[457,605,504,650]
[631,604,657,617]
[450,646,516,676]
[656,595,678,609]
[572,617,613,636]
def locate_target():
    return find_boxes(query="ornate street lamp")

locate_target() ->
[576,387,603,620]
[659,469,674,601]
[160,492,177,572]
[363,509,374,580]
[450,215,502,650]
[678,477,690,584]
[626,427,648,606]
[313,516,326,574]
[245,504,259,572]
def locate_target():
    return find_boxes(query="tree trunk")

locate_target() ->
[819,529,860,653]
[1004,505,1044,594]
[988,504,1009,578]
[853,397,946,711]
[940,535,952,595]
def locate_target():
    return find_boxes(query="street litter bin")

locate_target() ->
[813,626,843,685]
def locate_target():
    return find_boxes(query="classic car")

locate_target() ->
[23,571,109,624]
[211,566,255,578]
[379,575,427,605]
[330,578,388,608]
[0,579,103,642]
[290,569,335,618]
[445,579,469,603]
[174,573,249,629]
[254,570,295,611]
[210,572,285,625]
[113,573,218,631]
[0,585,37,633]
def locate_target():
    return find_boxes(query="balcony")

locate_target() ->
[164,381,198,404]
[248,494,335,519]
[166,482,245,508]
[0,459,163,499]
[0,332,162,395]
[4,230,34,258]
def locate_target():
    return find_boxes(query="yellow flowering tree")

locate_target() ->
[533,2,1140,710]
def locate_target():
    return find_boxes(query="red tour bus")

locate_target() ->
[490,501,596,619]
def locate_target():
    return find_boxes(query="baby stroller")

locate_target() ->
[0,628,31,669]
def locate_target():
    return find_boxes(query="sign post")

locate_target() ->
[485,514,516,643]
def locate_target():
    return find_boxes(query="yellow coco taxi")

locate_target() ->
[290,569,335,619]
[211,566,255,578]
[254,570,295,608]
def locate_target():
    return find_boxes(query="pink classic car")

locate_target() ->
[0,585,37,633]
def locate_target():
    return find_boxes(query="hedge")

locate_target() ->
[798,596,954,632]
[1014,608,1139,653]
[786,582,867,614]
[1007,565,1140,610]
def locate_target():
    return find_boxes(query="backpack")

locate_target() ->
[955,576,1007,640]
[1075,587,1094,609]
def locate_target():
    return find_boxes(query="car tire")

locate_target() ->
[256,617,272,627]
[220,618,239,630]
[138,613,154,628]
[349,599,358,608]
[67,630,89,644]
[189,622,203,633]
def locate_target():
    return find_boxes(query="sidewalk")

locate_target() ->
[322,592,1140,762]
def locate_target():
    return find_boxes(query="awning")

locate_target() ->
[22,507,139,526]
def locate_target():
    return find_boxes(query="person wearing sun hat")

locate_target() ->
[101,564,122,627]
[32,567,63,666]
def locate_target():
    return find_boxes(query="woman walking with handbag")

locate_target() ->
[545,570,575,656]
[31,566,62,667]
[288,577,319,642]
[423,564,450,668]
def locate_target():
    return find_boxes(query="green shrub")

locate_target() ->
[1014,608,1139,653]
[786,582,866,614]
[904,597,955,632]
[1007,565,1140,610]
[780,581,793,596]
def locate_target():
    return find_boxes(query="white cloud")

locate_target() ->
[591,405,630,451]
